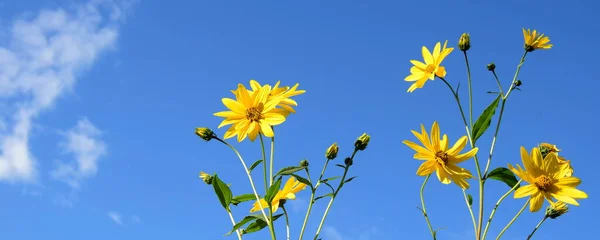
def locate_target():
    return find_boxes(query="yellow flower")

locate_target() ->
[246,80,306,115]
[214,84,286,142]
[404,41,454,93]
[557,156,574,177]
[523,28,552,51]
[508,147,587,212]
[403,121,478,189]
[250,177,307,213]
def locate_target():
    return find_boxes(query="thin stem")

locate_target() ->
[463,51,474,131]
[313,150,358,240]
[270,130,275,185]
[227,210,243,240]
[299,161,328,240]
[259,134,277,240]
[481,180,522,240]
[495,200,529,240]
[462,190,477,237]
[526,216,548,240]
[482,51,528,176]
[214,137,272,234]
[282,205,291,240]
[491,70,504,95]
[420,175,436,240]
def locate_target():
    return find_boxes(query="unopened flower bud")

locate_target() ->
[344,157,353,166]
[515,80,522,87]
[199,171,213,185]
[545,201,568,219]
[487,63,496,71]
[325,143,339,160]
[354,133,370,151]
[300,159,309,167]
[539,143,560,158]
[458,33,471,51]
[195,127,214,141]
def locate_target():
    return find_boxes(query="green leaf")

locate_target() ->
[487,167,520,189]
[225,215,258,236]
[274,166,307,177]
[291,174,313,189]
[314,193,334,201]
[265,177,282,204]
[467,194,473,207]
[335,164,346,169]
[344,176,357,183]
[249,160,263,172]
[472,95,501,142]
[212,174,233,210]
[320,176,340,183]
[231,194,256,206]
[242,214,284,235]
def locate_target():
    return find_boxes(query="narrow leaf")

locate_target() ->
[242,214,284,235]
[265,177,282,204]
[487,167,520,189]
[249,160,263,172]
[291,174,313,189]
[212,174,233,210]
[344,176,357,183]
[335,164,346,169]
[320,176,340,183]
[314,193,334,201]
[274,166,307,177]
[225,215,258,236]
[231,194,256,206]
[467,194,473,207]
[472,95,501,142]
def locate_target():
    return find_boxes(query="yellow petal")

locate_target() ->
[262,113,286,126]
[451,147,478,163]
[250,198,269,213]
[529,192,544,212]
[436,165,451,184]
[222,98,246,114]
[416,161,437,176]
[259,122,274,137]
[447,136,468,156]
[403,140,430,155]
[554,177,581,188]
[514,184,537,198]
[422,46,433,65]
[556,187,588,199]
[430,121,440,151]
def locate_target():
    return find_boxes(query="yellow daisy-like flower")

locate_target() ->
[403,121,478,189]
[404,41,454,93]
[250,177,307,213]
[214,84,286,142]
[523,28,552,52]
[233,80,306,115]
[508,147,587,212]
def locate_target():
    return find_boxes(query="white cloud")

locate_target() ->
[108,211,123,225]
[51,118,106,189]
[0,0,124,183]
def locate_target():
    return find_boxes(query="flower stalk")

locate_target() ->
[496,200,529,240]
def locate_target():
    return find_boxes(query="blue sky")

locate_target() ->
[0,0,598,239]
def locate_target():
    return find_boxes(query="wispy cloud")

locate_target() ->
[51,118,107,189]
[108,211,123,225]
[0,0,125,183]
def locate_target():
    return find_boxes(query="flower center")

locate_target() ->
[425,64,436,73]
[534,175,553,191]
[245,107,262,122]
[435,151,448,165]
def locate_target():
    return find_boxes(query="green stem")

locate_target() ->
[491,70,504,95]
[420,175,436,240]
[282,205,291,240]
[463,51,474,131]
[227,210,243,240]
[313,150,358,240]
[462,190,477,237]
[482,51,528,176]
[481,180,522,240]
[214,137,272,234]
[526,216,548,240]
[259,134,277,240]
[270,130,275,185]
[299,161,329,240]
[495,200,529,240]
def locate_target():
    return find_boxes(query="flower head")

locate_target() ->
[195,127,214,141]
[508,147,587,212]
[545,201,569,219]
[199,171,213,185]
[355,133,371,151]
[250,177,307,213]
[523,28,552,52]
[404,41,454,93]
[403,121,478,189]
[214,84,287,142]
[326,142,339,160]
[458,33,470,51]
[246,80,306,115]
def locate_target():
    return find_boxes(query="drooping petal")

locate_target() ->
[259,122,275,137]
[416,161,437,176]
[436,165,452,184]
[529,192,544,212]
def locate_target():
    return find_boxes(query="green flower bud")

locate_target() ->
[195,127,214,141]
[199,171,213,185]
[325,143,339,160]
[545,201,568,219]
[300,159,309,167]
[515,80,522,87]
[344,157,353,166]
[458,33,471,51]
[487,63,496,71]
[354,133,370,151]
